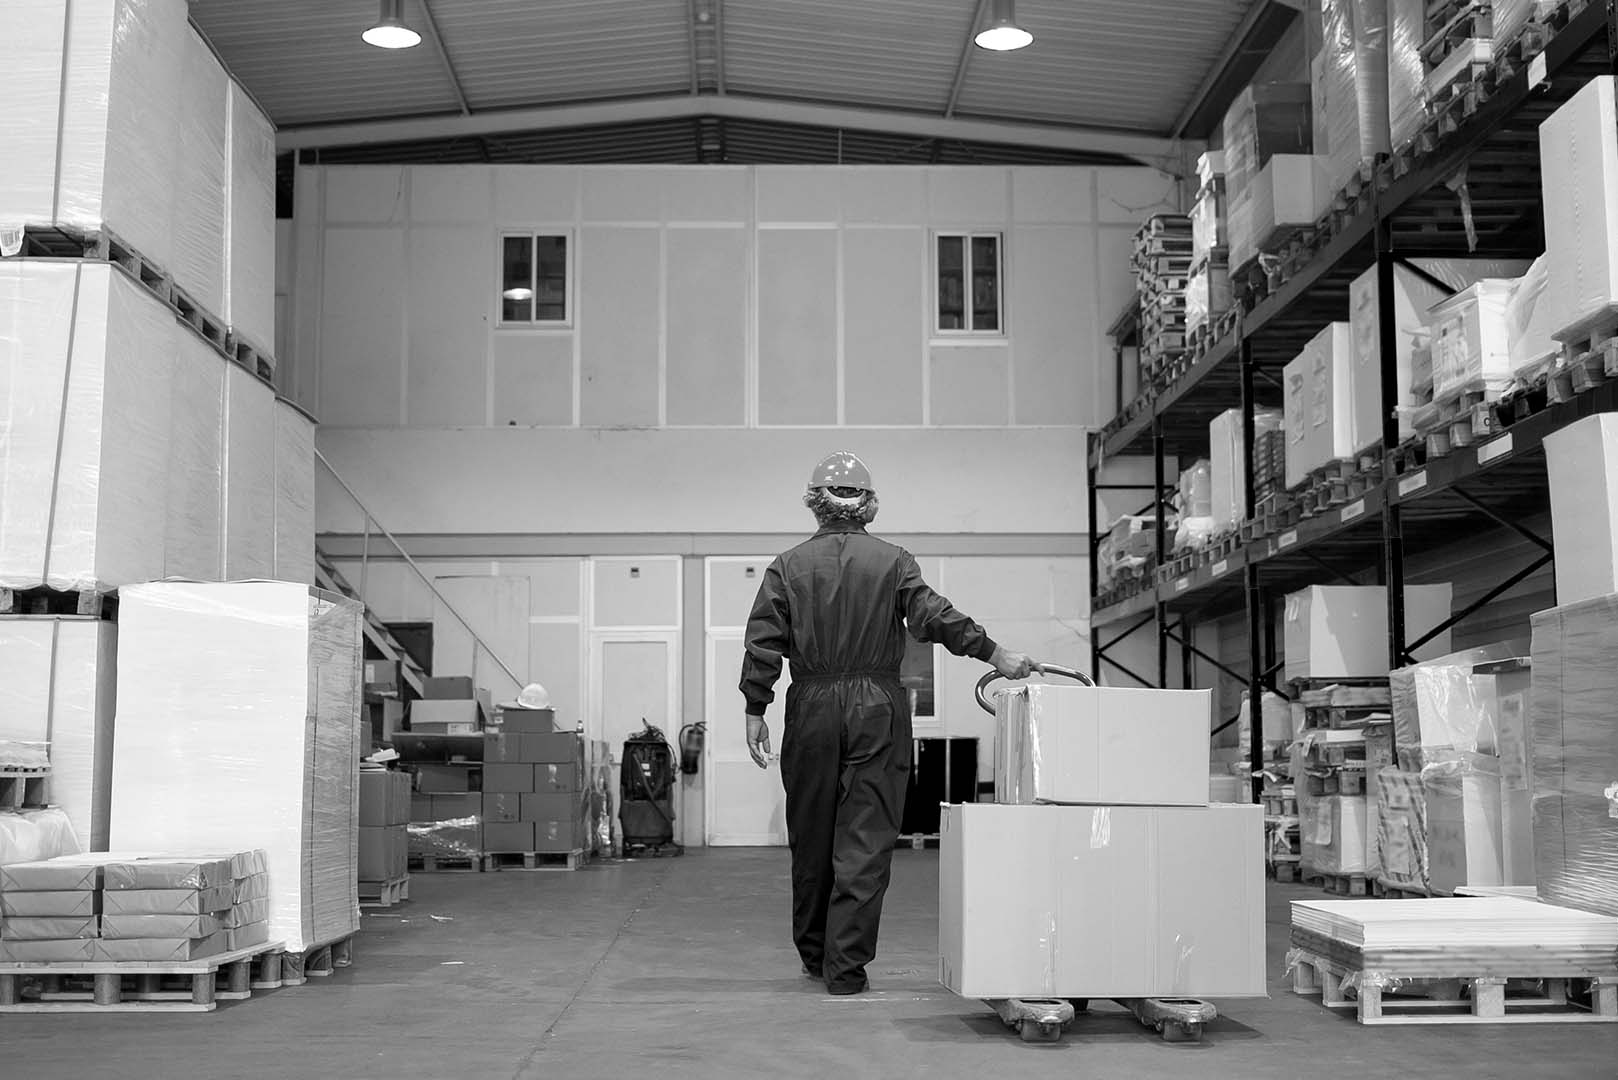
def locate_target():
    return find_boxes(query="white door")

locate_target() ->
[589,633,680,760]
[705,557,788,846]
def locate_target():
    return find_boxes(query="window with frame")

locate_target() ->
[499,232,569,324]
[935,232,1002,334]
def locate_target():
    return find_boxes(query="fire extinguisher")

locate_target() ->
[679,721,705,775]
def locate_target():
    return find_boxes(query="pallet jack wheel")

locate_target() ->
[1068,998,1090,1012]
[1160,1020,1201,1043]
[1019,1019,1064,1043]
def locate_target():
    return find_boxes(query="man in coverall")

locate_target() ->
[740,452,1035,996]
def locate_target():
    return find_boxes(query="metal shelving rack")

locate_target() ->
[1087,0,1618,799]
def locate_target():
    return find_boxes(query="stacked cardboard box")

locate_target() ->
[1223,83,1325,270]
[484,712,588,856]
[942,685,1265,1000]
[1537,78,1618,345]
[358,768,410,888]
[0,851,268,962]
[1284,585,1454,685]
[109,583,361,956]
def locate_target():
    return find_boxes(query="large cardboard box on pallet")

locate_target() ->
[0,617,116,851]
[1538,76,1618,343]
[1227,155,1331,271]
[1209,407,1283,533]
[1529,595,1618,917]
[1544,414,1618,607]
[1282,322,1356,488]
[1283,585,1454,682]
[939,803,1265,999]
[109,582,363,955]
[993,685,1211,806]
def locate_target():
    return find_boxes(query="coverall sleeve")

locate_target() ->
[739,559,791,717]
[897,551,999,662]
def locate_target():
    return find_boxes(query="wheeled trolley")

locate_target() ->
[967,665,1221,1046]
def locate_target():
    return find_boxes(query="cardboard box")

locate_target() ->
[535,762,580,794]
[483,764,535,794]
[484,731,518,763]
[534,819,585,853]
[360,768,410,826]
[483,821,535,853]
[410,793,433,822]
[484,792,522,823]
[430,794,480,822]
[358,826,394,882]
[1209,407,1283,533]
[1302,795,1368,876]
[1538,77,1618,342]
[1282,322,1356,489]
[1544,414,1618,607]
[1349,264,1451,446]
[424,676,475,700]
[1220,82,1313,195]
[994,685,1211,806]
[939,803,1265,999]
[414,764,473,794]
[522,731,581,764]
[521,792,583,822]
[411,699,483,735]
[1228,155,1330,270]
[500,707,561,734]
[1364,724,1396,878]
[1283,585,1453,682]
[1423,755,1505,895]
[364,659,401,695]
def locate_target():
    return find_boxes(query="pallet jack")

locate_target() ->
[967,663,1219,1045]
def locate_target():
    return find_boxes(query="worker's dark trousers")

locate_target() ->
[779,675,912,992]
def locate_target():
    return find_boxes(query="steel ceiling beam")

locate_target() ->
[276,93,1192,165]
[944,0,990,118]
[419,0,470,116]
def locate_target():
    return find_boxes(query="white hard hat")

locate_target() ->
[517,683,552,709]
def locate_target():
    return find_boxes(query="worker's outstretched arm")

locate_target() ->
[897,552,1034,678]
[740,560,790,717]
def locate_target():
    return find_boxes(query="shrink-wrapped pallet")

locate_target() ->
[0,618,117,851]
[1530,595,1618,917]
[1312,0,1391,196]
[1282,322,1355,487]
[273,400,317,586]
[1545,414,1618,607]
[176,27,229,318]
[1387,0,1427,151]
[0,261,175,592]
[109,582,363,953]
[1228,156,1330,271]
[224,365,277,580]
[226,84,278,353]
[166,332,227,580]
[1429,280,1515,403]
[1220,83,1313,200]
[0,0,187,271]
[1539,77,1618,343]
[1209,407,1283,534]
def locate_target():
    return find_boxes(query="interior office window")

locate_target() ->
[500,233,569,324]
[936,232,1001,333]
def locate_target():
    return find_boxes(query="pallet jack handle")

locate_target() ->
[974,664,1094,716]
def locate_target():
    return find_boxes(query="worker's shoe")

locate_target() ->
[826,976,868,996]
[801,963,822,980]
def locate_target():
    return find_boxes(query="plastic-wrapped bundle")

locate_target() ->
[1538,77,1618,345]
[408,819,481,859]
[0,0,187,268]
[0,810,83,868]
[1387,0,1427,151]
[1190,185,1226,266]
[1374,767,1430,892]
[1530,596,1618,917]
[1421,752,1505,895]
[1429,280,1516,403]
[0,619,117,850]
[1388,641,1528,766]
[226,83,278,352]
[1185,263,1232,337]
[1301,795,1367,875]
[176,26,229,317]
[1220,83,1313,200]
[1494,0,1556,49]
[1209,407,1283,534]
[1312,0,1391,195]
[273,400,317,585]
[109,582,363,953]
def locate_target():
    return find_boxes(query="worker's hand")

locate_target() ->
[992,647,1040,680]
[746,715,772,769]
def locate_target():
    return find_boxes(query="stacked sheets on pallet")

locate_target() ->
[109,583,362,955]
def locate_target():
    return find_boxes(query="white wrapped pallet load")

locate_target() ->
[273,399,317,586]
[0,0,187,270]
[226,82,278,353]
[223,365,277,580]
[1429,280,1515,403]
[1281,322,1355,488]
[1312,0,1391,196]
[1543,414,1618,606]
[109,582,363,953]
[0,618,116,851]
[1209,406,1282,533]
[175,27,230,318]
[0,262,175,593]
[165,334,227,581]
[1387,0,1426,151]
[1539,77,1618,343]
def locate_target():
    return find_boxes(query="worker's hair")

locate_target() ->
[804,486,880,527]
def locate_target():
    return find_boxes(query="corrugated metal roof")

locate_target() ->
[954,0,1253,130]
[190,0,462,125]
[429,0,692,111]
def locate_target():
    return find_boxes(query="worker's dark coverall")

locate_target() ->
[740,520,998,992]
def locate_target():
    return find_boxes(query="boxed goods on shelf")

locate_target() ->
[1282,322,1357,488]
[940,803,1265,999]
[1302,794,1367,876]
[1190,185,1225,266]
[1530,595,1618,917]
[109,583,362,954]
[1544,414,1618,607]
[1538,78,1618,343]
[1388,0,1492,152]
[1221,83,1313,198]
[1210,407,1283,533]
[1228,156,1331,271]
[0,618,116,850]
[1185,261,1231,337]
[1173,459,1214,552]
[1428,280,1516,403]
[994,685,1211,806]
[1284,584,1453,683]
[1312,0,1391,196]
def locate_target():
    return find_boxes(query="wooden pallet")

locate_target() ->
[1373,881,1435,900]
[897,834,942,851]
[1304,872,1373,897]
[0,940,285,1013]
[1291,950,1618,1025]
[1269,859,1302,884]
[409,854,482,874]
[0,769,50,812]
[359,876,410,908]
[225,329,276,383]
[483,849,586,872]
[0,587,114,617]
[262,935,355,988]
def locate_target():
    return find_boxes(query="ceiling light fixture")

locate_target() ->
[974,0,1033,51]
[363,0,422,49]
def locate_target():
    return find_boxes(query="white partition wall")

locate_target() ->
[705,557,788,846]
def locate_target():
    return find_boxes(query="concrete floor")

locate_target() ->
[6,849,1617,1078]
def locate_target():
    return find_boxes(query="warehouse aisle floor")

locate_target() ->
[6,849,1616,1078]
